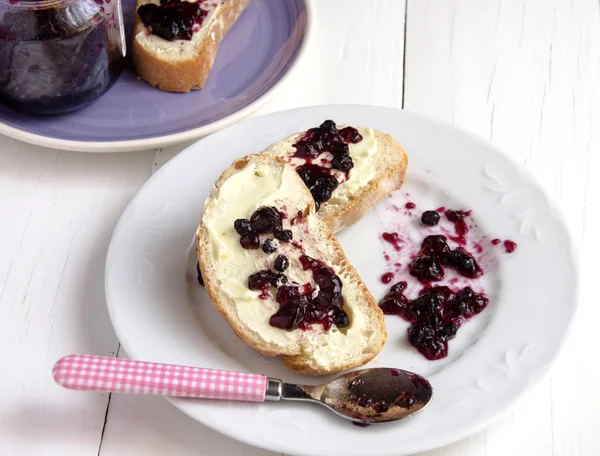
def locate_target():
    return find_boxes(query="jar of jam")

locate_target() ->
[0,0,125,115]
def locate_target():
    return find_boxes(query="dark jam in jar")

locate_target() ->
[0,0,125,115]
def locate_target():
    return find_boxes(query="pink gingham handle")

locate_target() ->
[53,354,267,402]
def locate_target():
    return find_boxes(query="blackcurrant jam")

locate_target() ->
[0,0,125,115]
[137,0,208,41]
[379,283,488,360]
[289,120,363,211]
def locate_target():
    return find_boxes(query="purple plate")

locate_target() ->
[0,0,311,152]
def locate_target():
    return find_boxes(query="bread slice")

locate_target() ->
[197,154,386,375]
[132,0,250,92]
[263,125,408,233]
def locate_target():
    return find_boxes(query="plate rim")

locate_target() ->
[0,0,315,153]
[105,104,580,455]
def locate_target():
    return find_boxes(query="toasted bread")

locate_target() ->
[132,0,249,92]
[263,125,408,233]
[197,154,387,375]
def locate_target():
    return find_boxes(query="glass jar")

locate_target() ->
[0,0,126,115]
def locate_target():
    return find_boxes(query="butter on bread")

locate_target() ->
[197,154,386,375]
[132,0,249,92]
[263,126,408,233]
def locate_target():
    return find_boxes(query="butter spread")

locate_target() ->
[268,126,378,207]
[202,162,368,357]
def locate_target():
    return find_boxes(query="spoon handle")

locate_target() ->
[52,354,267,402]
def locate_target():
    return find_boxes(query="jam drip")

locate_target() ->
[379,282,488,360]
[445,209,471,244]
[491,238,518,253]
[382,232,402,251]
[504,240,517,253]
[138,0,209,41]
[292,120,362,211]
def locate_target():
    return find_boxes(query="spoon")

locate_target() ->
[53,354,432,424]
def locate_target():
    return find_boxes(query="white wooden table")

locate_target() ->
[1,1,598,454]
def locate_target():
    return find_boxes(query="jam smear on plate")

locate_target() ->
[379,283,488,360]
[378,207,497,360]
[408,234,481,282]
[382,232,402,251]
[445,209,471,244]
[490,238,517,253]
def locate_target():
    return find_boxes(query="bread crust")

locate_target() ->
[133,0,250,92]
[321,132,407,233]
[197,154,387,376]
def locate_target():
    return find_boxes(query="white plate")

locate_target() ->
[105,105,578,456]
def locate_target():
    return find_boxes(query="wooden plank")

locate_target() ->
[0,140,154,455]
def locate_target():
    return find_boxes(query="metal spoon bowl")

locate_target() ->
[265,367,433,424]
